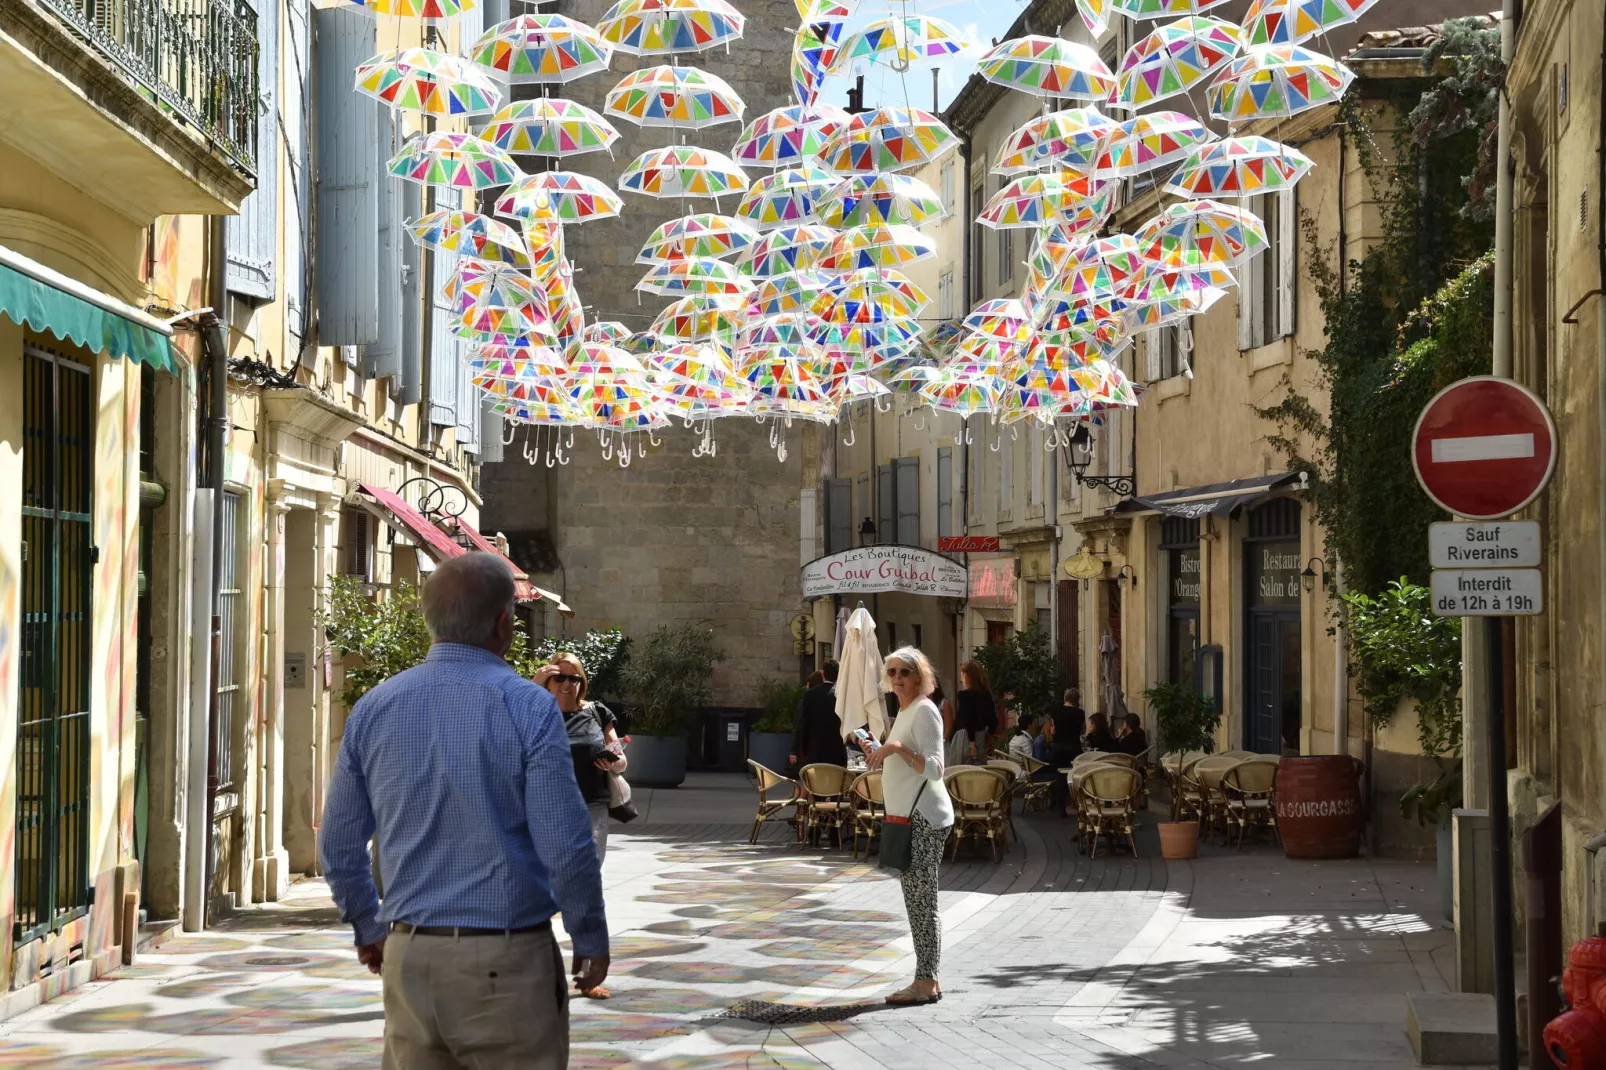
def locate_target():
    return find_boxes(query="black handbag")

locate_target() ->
[878,780,928,872]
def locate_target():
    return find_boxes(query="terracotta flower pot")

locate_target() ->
[1159,820,1200,860]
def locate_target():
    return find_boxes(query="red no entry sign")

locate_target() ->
[1412,376,1556,519]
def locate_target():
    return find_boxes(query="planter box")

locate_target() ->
[628,734,687,789]
[747,733,792,776]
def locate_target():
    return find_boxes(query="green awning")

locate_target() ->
[0,251,176,373]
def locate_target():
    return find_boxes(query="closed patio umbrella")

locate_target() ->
[836,605,887,741]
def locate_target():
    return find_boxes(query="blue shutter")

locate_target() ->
[895,456,919,546]
[314,6,379,345]
[937,447,952,539]
[479,397,504,463]
[397,177,423,404]
[283,0,311,352]
[366,107,403,380]
[226,0,278,301]
[825,478,852,554]
[428,189,460,427]
[877,464,894,546]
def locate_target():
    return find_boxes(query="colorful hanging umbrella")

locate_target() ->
[1123,265,1238,304]
[452,266,556,344]
[1123,285,1230,330]
[813,268,928,321]
[604,65,746,128]
[796,0,856,21]
[1135,198,1268,269]
[388,131,520,189]
[790,20,845,107]
[470,14,614,83]
[818,107,958,176]
[977,35,1116,99]
[618,145,749,198]
[650,293,744,341]
[354,48,503,117]
[732,104,851,167]
[818,172,943,227]
[735,224,833,276]
[1110,0,1233,18]
[1114,16,1242,109]
[583,321,634,345]
[963,298,1033,343]
[747,270,834,316]
[1050,234,1150,305]
[637,257,755,296]
[596,0,746,55]
[1241,0,1381,47]
[1164,136,1314,197]
[1094,111,1216,177]
[993,107,1120,174]
[650,342,751,413]
[638,213,760,263]
[406,210,531,267]
[1208,44,1355,121]
[736,166,837,227]
[479,98,619,157]
[977,171,1112,230]
[921,369,1002,416]
[818,224,936,273]
[835,15,969,70]
[351,0,472,19]
[468,350,568,382]
[498,171,623,225]
[1075,0,1112,34]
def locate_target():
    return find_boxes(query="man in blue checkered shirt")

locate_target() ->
[321,552,608,1068]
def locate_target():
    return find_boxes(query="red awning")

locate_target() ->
[451,519,539,603]
[355,482,467,564]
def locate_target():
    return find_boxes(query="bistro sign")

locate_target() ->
[801,545,969,599]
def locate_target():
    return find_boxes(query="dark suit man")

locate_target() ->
[790,661,846,769]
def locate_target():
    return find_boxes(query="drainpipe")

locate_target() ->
[958,133,973,671]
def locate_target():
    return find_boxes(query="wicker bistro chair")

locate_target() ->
[1222,760,1280,849]
[746,760,803,844]
[945,767,1012,861]
[798,763,854,848]
[1080,765,1143,859]
[985,760,1023,835]
[1165,751,1208,821]
[1067,761,1123,852]
[1017,754,1053,813]
[849,771,885,860]
[1191,755,1245,844]
[1172,753,1210,824]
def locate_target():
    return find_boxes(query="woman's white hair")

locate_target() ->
[884,646,937,699]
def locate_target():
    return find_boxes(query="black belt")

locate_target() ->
[390,920,552,937]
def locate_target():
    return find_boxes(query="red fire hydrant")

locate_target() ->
[1545,936,1606,1067]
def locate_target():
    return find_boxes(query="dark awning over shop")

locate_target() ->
[1114,472,1305,519]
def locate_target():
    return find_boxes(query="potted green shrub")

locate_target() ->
[621,624,724,787]
[1142,681,1222,859]
[749,678,804,775]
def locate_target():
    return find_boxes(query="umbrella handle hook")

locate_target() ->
[842,422,855,447]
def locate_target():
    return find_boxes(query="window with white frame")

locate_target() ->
[1240,189,1296,350]
[1144,322,1186,382]
[938,271,954,319]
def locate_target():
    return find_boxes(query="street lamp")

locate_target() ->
[1116,564,1138,588]
[858,517,876,545]
[1063,422,1135,496]
[1301,557,1326,593]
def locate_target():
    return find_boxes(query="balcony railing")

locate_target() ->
[37,0,258,177]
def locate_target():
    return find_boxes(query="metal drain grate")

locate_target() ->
[716,999,873,1025]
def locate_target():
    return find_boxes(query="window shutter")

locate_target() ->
[1238,195,1260,352]
[1030,425,1044,506]
[479,396,505,463]
[397,177,423,404]
[1277,187,1297,338]
[877,464,894,546]
[314,7,379,345]
[895,457,920,546]
[825,478,852,554]
[226,0,278,301]
[283,0,311,350]
[366,110,404,380]
[429,188,461,427]
[998,431,1012,516]
[457,353,479,451]
[1144,331,1161,381]
[344,508,370,578]
[856,473,869,538]
[936,446,952,539]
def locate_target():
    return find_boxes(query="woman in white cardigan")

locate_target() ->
[859,645,955,1005]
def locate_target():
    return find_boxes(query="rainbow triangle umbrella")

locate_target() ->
[1135,198,1268,269]
[814,268,928,320]
[1123,265,1238,304]
[470,14,614,83]
[388,131,520,189]
[354,48,502,117]
[818,107,958,176]
[467,345,567,379]
[1114,16,1242,109]
[921,369,1002,416]
[746,270,833,316]
[351,0,472,19]
[1051,234,1148,303]
[638,214,760,263]
[479,98,619,157]
[583,321,634,344]
[735,224,833,276]
[1095,111,1216,177]
[732,104,851,167]
[1075,0,1112,35]
[452,268,556,345]
[498,171,623,225]
[651,293,744,341]
[1207,44,1355,121]
[963,298,1032,343]
[568,342,647,374]
[819,172,944,226]
[442,258,515,307]
[993,107,1120,174]
[978,171,1112,230]
[977,35,1116,99]
[473,373,570,404]
[736,166,836,228]
[742,312,824,351]
[811,319,922,361]
[618,145,749,198]
[829,373,891,404]
[1242,0,1381,47]
[1123,285,1230,330]
[796,0,855,20]
[836,15,969,70]
[636,257,755,296]
[1164,136,1314,197]
[790,20,846,106]
[406,210,531,268]
[1111,0,1233,18]
[597,0,746,55]
[605,65,746,128]
[1069,359,1140,405]
[818,224,935,272]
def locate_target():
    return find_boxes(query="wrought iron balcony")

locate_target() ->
[35,0,258,177]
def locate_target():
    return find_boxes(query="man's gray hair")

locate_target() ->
[420,552,516,646]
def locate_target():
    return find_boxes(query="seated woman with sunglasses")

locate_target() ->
[534,653,623,998]
[857,647,954,1006]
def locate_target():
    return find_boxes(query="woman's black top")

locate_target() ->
[1116,728,1150,758]
[954,689,997,735]
[565,701,616,805]
[1085,726,1117,753]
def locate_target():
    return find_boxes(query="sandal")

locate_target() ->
[575,985,612,999]
[885,984,942,1006]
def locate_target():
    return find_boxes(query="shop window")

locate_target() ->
[1160,517,1201,686]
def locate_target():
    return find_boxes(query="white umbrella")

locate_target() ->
[836,605,887,740]
[831,605,849,662]
[1099,631,1129,723]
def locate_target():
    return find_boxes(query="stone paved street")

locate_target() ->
[0,775,1468,1069]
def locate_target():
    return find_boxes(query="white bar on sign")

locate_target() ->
[1430,433,1535,463]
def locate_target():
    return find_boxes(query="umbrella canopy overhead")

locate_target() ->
[470,14,615,82]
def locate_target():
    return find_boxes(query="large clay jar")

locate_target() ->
[1275,756,1366,859]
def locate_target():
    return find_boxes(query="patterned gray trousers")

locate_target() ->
[899,810,951,981]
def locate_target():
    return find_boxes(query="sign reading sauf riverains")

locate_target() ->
[801,546,968,600]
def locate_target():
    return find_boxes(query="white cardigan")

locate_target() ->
[881,698,955,829]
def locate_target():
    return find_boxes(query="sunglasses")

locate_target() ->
[550,673,583,685]
[885,666,916,679]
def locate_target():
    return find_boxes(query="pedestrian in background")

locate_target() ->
[860,646,953,1005]
[321,552,607,1070]
[950,660,997,763]
[1085,710,1118,753]
[791,659,845,770]
[1007,714,1038,764]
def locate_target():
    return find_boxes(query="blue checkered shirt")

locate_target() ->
[319,643,608,957]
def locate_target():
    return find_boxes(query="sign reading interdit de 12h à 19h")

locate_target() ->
[801,546,968,600]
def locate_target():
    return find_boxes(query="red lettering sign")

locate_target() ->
[938,536,1001,553]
